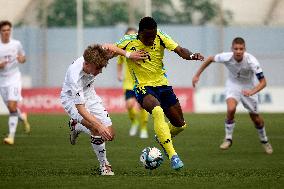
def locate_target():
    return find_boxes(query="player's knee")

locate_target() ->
[8,106,17,113]
[108,127,115,141]
[227,107,236,115]
[253,117,264,127]
[172,119,185,127]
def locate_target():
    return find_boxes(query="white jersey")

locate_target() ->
[60,56,102,105]
[60,56,111,126]
[0,39,25,87]
[214,52,263,113]
[214,52,263,87]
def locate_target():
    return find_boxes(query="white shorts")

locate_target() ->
[225,87,259,114]
[61,96,112,127]
[0,82,22,103]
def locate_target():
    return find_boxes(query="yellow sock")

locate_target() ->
[128,107,138,126]
[152,106,176,159]
[139,108,149,131]
[168,122,187,138]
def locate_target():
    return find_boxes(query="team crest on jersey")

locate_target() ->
[130,46,136,51]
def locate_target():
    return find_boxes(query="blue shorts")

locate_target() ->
[125,89,136,100]
[134,85,178,110]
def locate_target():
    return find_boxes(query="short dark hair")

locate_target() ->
[0,20,12,30]
[138,17,157,33]
[232,37,245,46]
[83,44,109,68]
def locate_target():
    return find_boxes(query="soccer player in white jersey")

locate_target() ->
[192,37,273,154]
[60,44,146,175]
[0,20,30,145]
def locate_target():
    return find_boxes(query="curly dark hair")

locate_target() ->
[83,44,109,68]
[138,17,157,33]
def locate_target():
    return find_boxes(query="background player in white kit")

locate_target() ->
[192,37,273,154]
[60,44,146,175]
[0,20,30,145]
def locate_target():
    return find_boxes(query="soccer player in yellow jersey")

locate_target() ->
[117,27,149,138]
[116,17,204,170]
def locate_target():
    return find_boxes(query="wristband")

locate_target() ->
[125,51,131,58]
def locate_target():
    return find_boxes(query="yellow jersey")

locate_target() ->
[115,29,178,88]
[117,55,135,90]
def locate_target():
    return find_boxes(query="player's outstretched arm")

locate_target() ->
[174,46,204,61]
[192,56,214,87]
[242,78,267,97]
[102,43,148,61]
[75,104,113,141]
[117,62,123,82]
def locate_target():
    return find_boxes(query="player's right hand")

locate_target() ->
[129,50,149,62]
[96,125,113,141]
[190,53,204,61]
[192,75,199,88]
[0,60,8,69]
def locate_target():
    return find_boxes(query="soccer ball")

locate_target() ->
[140,147,164,170]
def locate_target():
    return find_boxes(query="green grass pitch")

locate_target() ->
[0,113,283,188]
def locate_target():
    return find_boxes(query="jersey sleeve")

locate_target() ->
[17,41,25,56]
[115,34,133,49]
[214,52,233,63]
[157,29,178,51]
[248,54,263,74]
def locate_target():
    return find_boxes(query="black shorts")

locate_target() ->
[134,85,179,110]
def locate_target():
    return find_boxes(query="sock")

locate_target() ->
[168,122,187,138]
[128,107,139,126]
[16,108,24,121]
[76,123,91,135]
[8,112,19,138]
[139,108,148,132]
[91,135,108,165]
[225,119,235,140]
[255,125,268,143]
[152,106,176,159]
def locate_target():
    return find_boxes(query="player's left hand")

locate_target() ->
[17,54,26,63]
[242,90,254,97]
[129,50,148,62]
[190,53,204,61]
[192,75,199,88]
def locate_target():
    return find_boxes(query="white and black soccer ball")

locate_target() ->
[140,147,164,170]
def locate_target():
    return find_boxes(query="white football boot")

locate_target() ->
[262,142,273,154]
[129,124,138,136]
[220,139,232,150]
[139,129,148,139]
[100,163,114,176]
[3,135,14,145]
[68,119,79,145]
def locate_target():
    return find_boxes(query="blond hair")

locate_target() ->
[83,44,109,68]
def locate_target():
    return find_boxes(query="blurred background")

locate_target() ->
[0,0,283,113]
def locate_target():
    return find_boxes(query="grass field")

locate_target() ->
[0,113,283,188]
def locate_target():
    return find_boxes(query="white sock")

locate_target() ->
[17,108,24,121]
[256,126,268,143]
[75,123,91,135]
[91,135,108,165]
[225,120,235,140]
[8,113,18,138]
